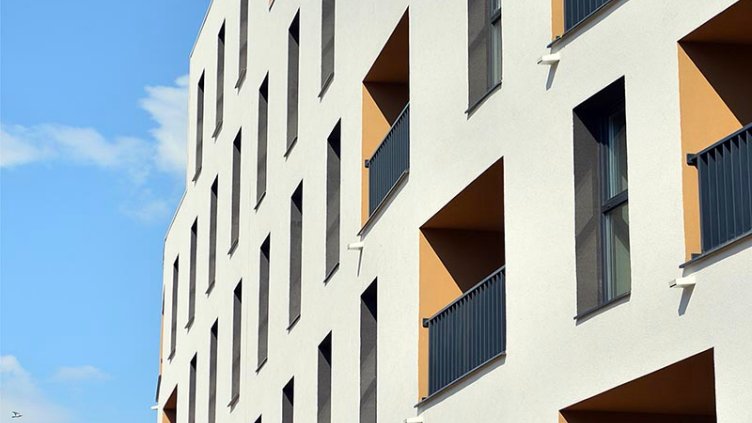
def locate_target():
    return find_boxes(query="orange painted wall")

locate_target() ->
[551,0,565,39]
[678,42,752,258]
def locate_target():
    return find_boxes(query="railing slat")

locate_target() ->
[368,105,409,215]
[691,124,752,253]
[425,267,506,395]
[564,0,612,31]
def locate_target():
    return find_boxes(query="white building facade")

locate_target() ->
[157,0,752,422]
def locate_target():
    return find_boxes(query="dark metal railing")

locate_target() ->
[688,123,752,254]
[565,0,612,31]
[423,267,506,396]
[366,104,410,215]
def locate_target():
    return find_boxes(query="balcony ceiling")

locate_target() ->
[682,0,752,44]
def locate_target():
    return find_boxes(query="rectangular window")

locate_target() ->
[256,75,269,205]
[325,123,341,279]
[286,12,300,151]
[189,354,197,423]
[188,219,197,327]
[195,73,205,179]
[214,23,226,136]
[573,78,630,317]
[257,235,271,368]
[237,0,249,87]
[468,0,502,108]
[230,280,242,403]
[282,378,294,423]
[230,130,242,252]
[289,182,303,326]
[317,333,332,423]
[209,320,218,423]
[169,256,179,358]
[209,177,218,293]
[359,281,377,423]
[320,0,335,92]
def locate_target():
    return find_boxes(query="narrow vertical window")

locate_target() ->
[317,333,332,423]
[208,320,218,423]
[257,235,271,369]
[289,182,303,326]
[230,280,242,404]
[230,130,242,252]
[573,78,631,317]
[282,378,294,423]
[286,12,300,152]
[208,177,218,293]
[256,75,269,205]
[237,0,249,87]
[320,0,335,92]
[360,281,377,423]
[468,0,502,108]
[189,354,197,423]
[188,219,197,327]
[214,23,226,137]
[169,256,179,358]
[194,73,205,179]
[325,122,341,279]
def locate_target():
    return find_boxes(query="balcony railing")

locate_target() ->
[423,266,506,396]
[688,123,752,254]
[366,104,410,215]
[565,0,612,31]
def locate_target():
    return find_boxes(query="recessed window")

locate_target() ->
[289,182,303,326]
[573,77,631,317]
[468,0,502,109]
[194,73,205,179]
[214,23,226,137]
[318,332,333,423]
[360,281,377,423]
[189,354,197,423]
[230,280,242,403]
[209,177,218,292]
[257,74,269,205]
[282,378,294,423]
[325,122,341,279]
[209,320,218,423]
[169,256,179,358]
[320,0,335,92]
[287,12,300,151]
[237,0,249,87]
[188,219,197,326]
[257,235,271,368]
[230,130,242,252]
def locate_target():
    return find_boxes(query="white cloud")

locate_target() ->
[51,365,109,383]
[0,356,71,423]
[140,75,189,174]
[0,75,188,178]
[0,76,189,223]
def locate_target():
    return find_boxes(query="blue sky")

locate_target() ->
[1,1,210,422]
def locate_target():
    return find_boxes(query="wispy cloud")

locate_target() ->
[0,76,188,222]
[51,365,109,383]
[0,356,71,423]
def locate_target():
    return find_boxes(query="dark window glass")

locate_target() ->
[188,219,197,325]
[231,281,242,399]
[321,0,335,90]
[282,378,294,423]
[573,78,631,316]
[215,23,226,134]
[317,333,332,423]
[360,281,377,423]
[257,75,269,204]
[209,321,218,423]
[238,0,249,83]
[287,12,300,150]
[170,256,179,357]
[209,177,218,292]
[289,182,303,325]
[468,0,502,107]
[257,236,271,367]
[325,123,341,278]
[195,74,205,178]
[189,354,197,423]
[230,131,242,250]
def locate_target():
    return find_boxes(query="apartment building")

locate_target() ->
[156,0,752,422]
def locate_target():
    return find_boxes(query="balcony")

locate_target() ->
[423,266,506,396]
[687,124,752,256]
[418,158,505,399]
[366,104,410,215]
[361,11,409,226]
